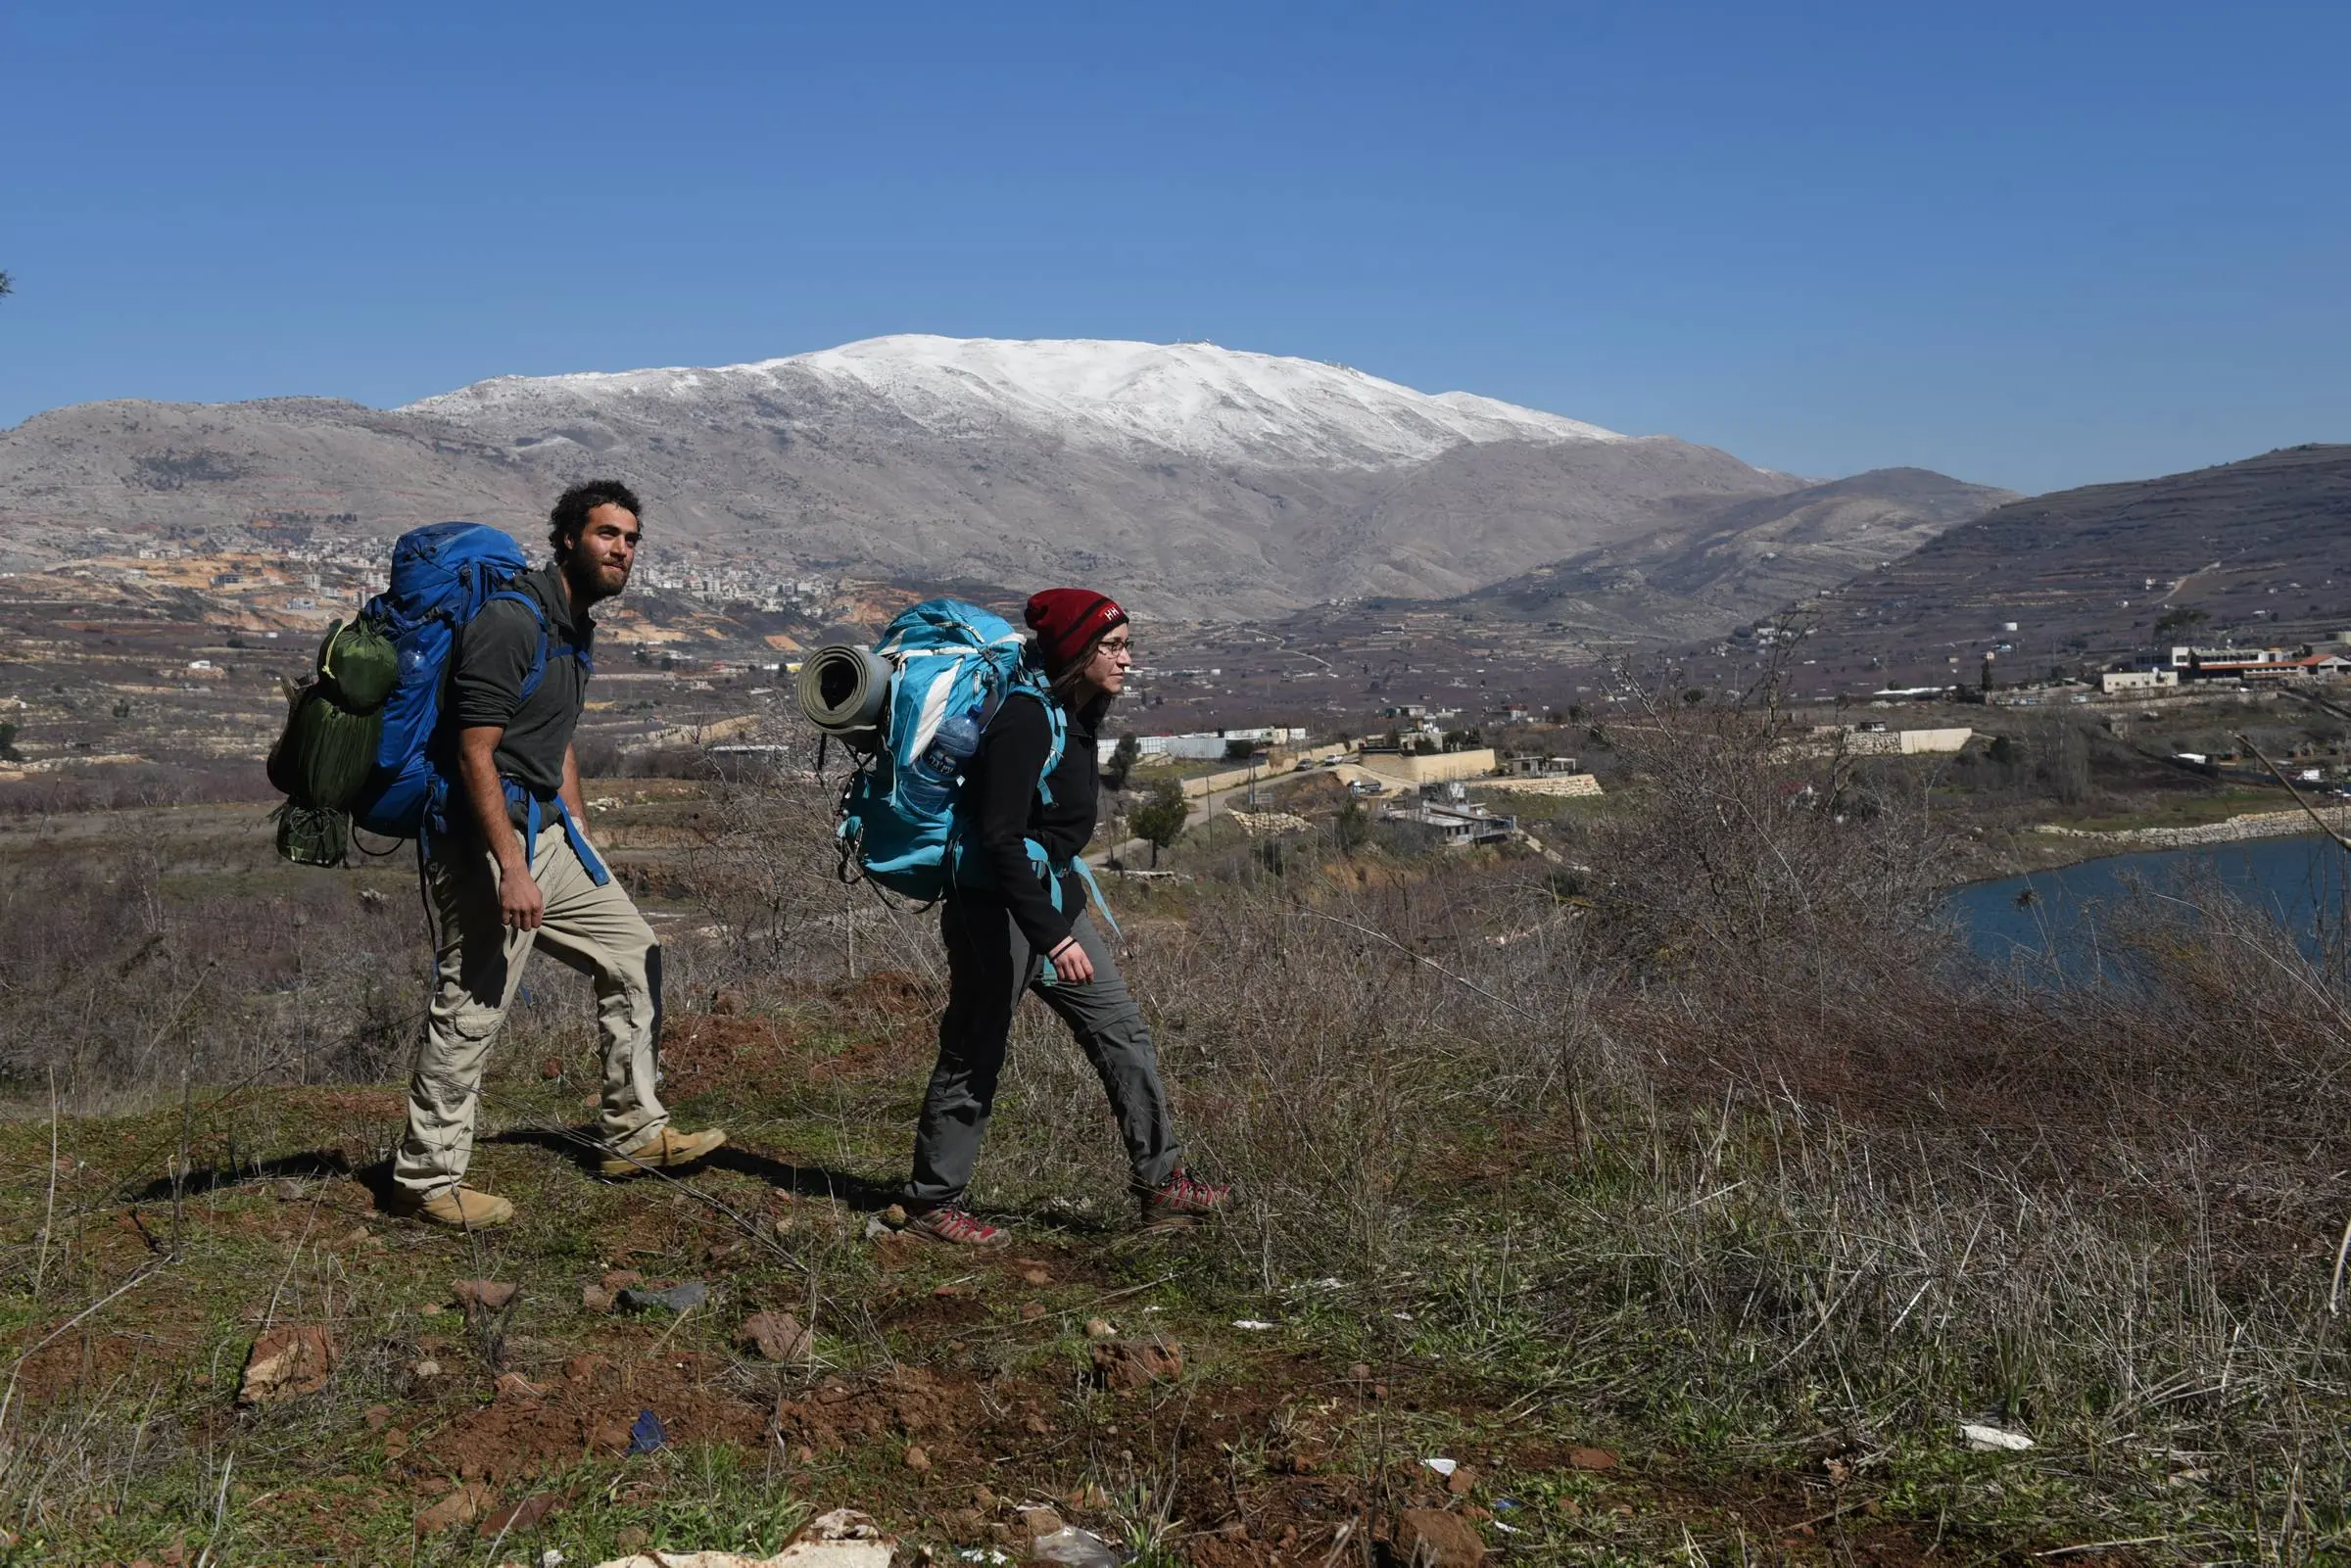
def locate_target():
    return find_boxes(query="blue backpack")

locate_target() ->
[837,599,1065,902]
[346,523,589,861]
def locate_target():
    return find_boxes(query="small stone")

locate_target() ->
[1568,1446,1619,1471]
[793,1445,816,1464]
[933,1281,973,1298]
[1395,1507,1486,1567]
[1349,1362,1372,1382]
[452,1279,517,1313]
[580,1286,615,1313]
[539,1057,562,1079]
[238,1324,337,1406]
[338,1227,372,1249]
[411,1358,442,1380]
[271,1179,304,1202]
[600,1268,644,1292]
[1032,1526,1121,1567]
[1018,1506,1064,1537]
[494,1371,545,1402]
[613,1526,650,1551]
[1089,1340,1182,1390]
[1084,1317,1116,1340]
[1448,1464,1478,1497]
[619,1281,708,1312]
[564,1354,610,1383]
[1020,1301,1047,1321]
[1021,1266,1051,1286]
[477,1492,562,1539]
[1067,1482,1111,1511]
[883,1203,908,1226]
[363,1403,391,1430]
[903,1444,932,1472]
[419,1302,444,1316]
[383,1429,409,1458]
[415,1482,496,1535]
[740,1309,813,1363]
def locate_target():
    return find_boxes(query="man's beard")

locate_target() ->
[567,555,628,605]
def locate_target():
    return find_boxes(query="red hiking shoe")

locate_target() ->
[1138,1169,1231,1225]
[903,1204,1010,1248]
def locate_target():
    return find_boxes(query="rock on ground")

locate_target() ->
[237,1325,337,1406]
[740,1309,813,1363]
[416,1482,497,1536]
[1395,1507,1486,1568]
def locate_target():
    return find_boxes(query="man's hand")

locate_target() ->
[497,852,545,930]
[1047,934,1094,984]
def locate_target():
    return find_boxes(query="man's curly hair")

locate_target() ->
[549,480,644,559]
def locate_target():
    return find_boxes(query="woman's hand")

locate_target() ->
[1047,934,1095,984]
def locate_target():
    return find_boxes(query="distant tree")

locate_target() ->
[1129,780,1188,868]
[1332,791,1369,857]
[2154,605,2209,641]
[0,271,12,301]
[0,723,20,762]
[1566,704,1586,723]
[1682,687,1705,706]
[1103,733,1140,790]
[634,644,652,665]
[1412,736,1440,756]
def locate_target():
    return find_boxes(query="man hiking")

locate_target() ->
[388,481,724,1228]
[900,588,1229,1245]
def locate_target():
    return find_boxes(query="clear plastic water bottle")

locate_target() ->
[899,713,982,815]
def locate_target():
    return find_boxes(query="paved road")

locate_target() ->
[1087,776,1282,868]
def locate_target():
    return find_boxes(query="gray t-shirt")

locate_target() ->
[449,563,595,800]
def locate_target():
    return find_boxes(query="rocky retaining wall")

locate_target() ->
[2034,804,2351,848]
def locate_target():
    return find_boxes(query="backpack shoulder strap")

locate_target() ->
[1037,696,1068,806]
[1002,680,1068,806]
[485,588,557,700]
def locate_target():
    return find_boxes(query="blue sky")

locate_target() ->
[2,1,2344,494]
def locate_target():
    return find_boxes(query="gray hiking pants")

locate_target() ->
[905,900,1179,1208]
[394,822,668,1197]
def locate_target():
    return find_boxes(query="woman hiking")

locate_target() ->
[901,588,1230,1245]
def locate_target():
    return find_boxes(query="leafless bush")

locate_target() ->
[0,852,428,1108]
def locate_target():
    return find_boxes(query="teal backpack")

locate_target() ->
[804,599,1118,971]
[818,599,1067,902]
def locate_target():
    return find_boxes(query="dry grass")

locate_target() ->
[1,705,2348,1557]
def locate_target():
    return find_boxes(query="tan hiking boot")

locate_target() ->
[389,1185,515,1229]
[600,1124,727,1178]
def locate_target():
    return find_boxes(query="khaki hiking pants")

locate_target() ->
[394,822,667,1198]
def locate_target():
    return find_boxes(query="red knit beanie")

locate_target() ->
[1025,588,1128,677]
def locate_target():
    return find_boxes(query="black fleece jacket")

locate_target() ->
[958,690,1103,951]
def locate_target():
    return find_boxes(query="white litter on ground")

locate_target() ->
[1960,1423,2035,1452]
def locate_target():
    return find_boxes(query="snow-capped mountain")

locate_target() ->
[408,335,1627,470]
[0,336,1916,617]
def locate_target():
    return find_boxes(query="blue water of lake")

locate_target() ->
[1950,832,2350,975]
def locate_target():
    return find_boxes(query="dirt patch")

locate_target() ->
[656,1013,799,1101]
[9,1329,171,1405]
[401,1352,769,1488]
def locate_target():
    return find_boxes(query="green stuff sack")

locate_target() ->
[316,617,398,713]
[276,685,383,807]
[273,802,350,868]
[264,618,391,833]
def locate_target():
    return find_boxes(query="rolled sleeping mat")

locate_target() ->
[796,641,891,742]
